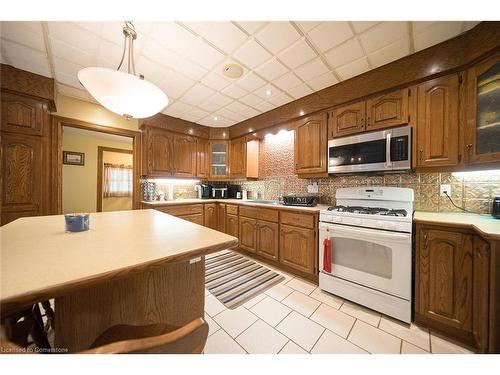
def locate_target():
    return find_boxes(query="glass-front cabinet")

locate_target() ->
[465,53,500,165]
[209,141,229,179]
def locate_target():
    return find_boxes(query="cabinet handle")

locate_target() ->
[466,144,473,162]
[423,233,428,249]
[367,117,371,126]
[419,149,423,162]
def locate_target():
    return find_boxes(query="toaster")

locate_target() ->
[493,196,500,219]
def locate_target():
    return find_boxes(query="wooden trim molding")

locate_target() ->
[52,116,142,214]
[139,113,210,139]
[96,146,134,212]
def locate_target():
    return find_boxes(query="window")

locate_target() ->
[103,163,133,197]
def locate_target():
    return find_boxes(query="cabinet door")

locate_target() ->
[239,217,257,253]
[366,89,409,131]
[1,92,46,136]
[209,141,229,179]
[180,213,204,225]
[464,53,500,165]
[226,214,239,239]
[229,136,247,179]
[1,133,43,224]
[217,203,226,233]
[196,138,209,178]
[294,113,327,175]
[416,75,459,167]
[416,228,473,333]
[279,224,316,274]
[144,128,174,176]
[256,220,279,261]
[472,235,490,352]
[204,203,218,229]
[173,134,196,178]
[329,101,366,138]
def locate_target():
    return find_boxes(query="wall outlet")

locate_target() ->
[440,184,451,197]
[307,182,319,194]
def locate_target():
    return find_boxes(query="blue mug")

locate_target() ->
[65,213,90,232]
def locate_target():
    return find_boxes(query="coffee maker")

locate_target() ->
[196,184,212,199]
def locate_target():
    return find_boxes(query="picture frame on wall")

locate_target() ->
[63,151,85,166]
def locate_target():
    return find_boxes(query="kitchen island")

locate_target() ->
[0,209,238,352]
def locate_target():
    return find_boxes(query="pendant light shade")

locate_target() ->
[78,21,168,119]
[78,67,168,119]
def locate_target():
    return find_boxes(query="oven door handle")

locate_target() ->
[385,132,392,168]
[323,223,410,241]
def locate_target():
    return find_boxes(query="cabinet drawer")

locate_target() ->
[179,213,204,225]
[281,211,316,229]
[226,204,239,215]
[157,204,203,216]
[239,206,279,222]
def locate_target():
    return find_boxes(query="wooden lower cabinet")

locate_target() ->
[226,213,239,238]
[256,220,279,261]
[279,224,316,274]
[179,213,203,225]
[415,225,490,352]
[217,203,226,232]
[239,217,257,253]
[204,203,218,230]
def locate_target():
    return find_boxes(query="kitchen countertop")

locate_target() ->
[0,209,238,309]
[414,211,500,240]
[142,198,330,212]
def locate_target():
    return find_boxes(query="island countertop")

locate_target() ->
[1,209,238,312]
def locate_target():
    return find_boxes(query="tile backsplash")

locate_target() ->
[208,130,499,214]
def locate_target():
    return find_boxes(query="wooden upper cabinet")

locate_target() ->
[209,141,229,179]
[204,203,218,230]
[173,134,196,178]
[464,53,500,166]
[1,92,47,136]
[256,220,279,261]
[1,132,42,224]
[143,127,174,177]
[329,101,366,138]
[196,138,209,179]
[366,89,409,131]
[416,74,459,168]
[229,136,247,179]
[294,113,327,175]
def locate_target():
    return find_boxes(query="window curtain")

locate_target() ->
[103,163,133,198]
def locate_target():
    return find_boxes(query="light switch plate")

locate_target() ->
[440,184,451,197]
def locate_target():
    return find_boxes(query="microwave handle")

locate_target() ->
[385,132,392,168]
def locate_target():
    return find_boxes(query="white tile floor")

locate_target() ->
[203,261,476,355]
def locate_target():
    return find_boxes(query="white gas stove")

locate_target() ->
[319,186,414,323]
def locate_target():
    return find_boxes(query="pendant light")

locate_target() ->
[78,21,168,119]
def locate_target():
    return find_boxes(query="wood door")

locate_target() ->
[196,138,209,178]
[144,128,174,176]
[279,224,316,274]
[416,228,473,334]
[239,217,257,253]
[180,213,204,225]
[472,235,490,352]
[256,220,279,261]
[464,53,500,165]
[204,203,218,229]
[329,101,366,138]
[1,92,46,136]
[217,203,226,232]
[366,89,409,131]
[1,133,42,224]
[294,113,327,175]
[229,136,247,179]
[173,134,196,178]
[416,75,459,167]
[226,214,239,239]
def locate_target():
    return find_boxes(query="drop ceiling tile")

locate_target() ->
[49,38,94,67]
[99,21,126,45]
[412,21,436,33]
[350,21,379,34]
[180,83,216,106]
[53,57,83,78]
[255,58,289,81]
[255,84,282,100]
[72,21,102,35]
[255,22,300,54]
[236,21,267,35]
[413,22,464,52]
[157,70,194,100]
[221,84,248,99]
[272,72,303,91]
[323,38,365,68]
[254,100,275,112]
[296,21,322,32]
[57,83,90,101]
[141,39,182,70]
[294,58,329,81]
[217,107,246,122]
[175,57,207,81]
[308,72,339,91]
[57,71,83,89]
[205,93,233,107]
[278,38,317,69]
[133,22,154,35]
[162,105,185,118]
[226,100,253,114]
[236,72,266,92]
[287,83,314,99]
[149,22,198,57]
[335,56,370,80]
[134,56,170,85]
[1,21,45,51]
[182,111,205,122]
[359,21,408,53]
[368,37,410,68]
[184,22,248,54]
[165,100,193,115]
[240,93,262,107]
[198,99,223,113]
[201,72,232,91]
[268,92,293,107]
[96,39,123,67]
[187,107,210,120]
[233,38,272,68]
[1,40,52,78]
[187,38,225,70]
[461,21,480,32]
[307,22,353,52]
[48,22,100,55]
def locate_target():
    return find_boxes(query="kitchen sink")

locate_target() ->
[249,200,282,205]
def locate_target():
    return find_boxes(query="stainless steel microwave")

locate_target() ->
[328,125,412,174]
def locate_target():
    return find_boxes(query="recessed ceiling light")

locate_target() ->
[249,128,253,132]
[222,63,244,79]
[265,133,273,138]
[188,128,193,134]
[265,89,272,96]
[222,132,227,137]
[213,116,218,121]
[253,132,257,136]
[299,110,304,116]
